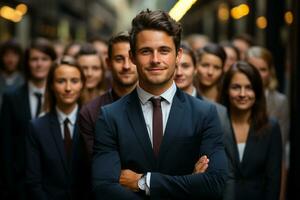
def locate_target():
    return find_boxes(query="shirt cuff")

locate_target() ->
[138,172,151,195]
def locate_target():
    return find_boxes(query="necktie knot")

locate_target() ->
[64,118,70,126]
[34,92,42,99]
[150,97,162,107]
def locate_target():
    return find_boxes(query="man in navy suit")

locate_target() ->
[0,39,56,200]
[92,9,228,199]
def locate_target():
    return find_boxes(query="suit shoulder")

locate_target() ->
[269,90,288,104]
[30,113,51,130]
[101,93,129,113]
[185,93,217,113]
[2,85,28,107]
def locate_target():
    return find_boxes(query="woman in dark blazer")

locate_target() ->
[25,56,89,200]
[220,61,282,200]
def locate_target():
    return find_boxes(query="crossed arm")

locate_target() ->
[93,106,228,199]
[119,156,210,191]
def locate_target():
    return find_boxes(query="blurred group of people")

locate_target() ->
[0,9,289,200]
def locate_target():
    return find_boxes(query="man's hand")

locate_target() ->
[119,169,143,192]
[193,155,209,174]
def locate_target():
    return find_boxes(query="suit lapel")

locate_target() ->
[49,112,70,174]
[158,89,185,161]
[240,124,255,168]
[224,121,240,171]
[126,90,156,166]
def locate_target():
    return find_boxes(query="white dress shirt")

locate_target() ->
[136,82,177,195]
[136,82,177,146]
[28,81,45,119]
[56,104,78,139]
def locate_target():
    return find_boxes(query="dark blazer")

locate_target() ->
[223,117,282,200]
[93,88,228,200]
[0,84,31,200]
[266,89,289,146]
[196,93,230,133]
[26,111,89,200]
[0,71,24,109]
[78,89,120,159]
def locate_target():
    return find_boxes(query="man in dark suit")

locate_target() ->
[78,32,138,160]
[92,9,228,199]
[0,39,56,200]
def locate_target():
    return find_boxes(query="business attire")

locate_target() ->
[265,89,289,147]
[0,71,24,109]
[193,88,230,133]
[78,89,120,159]
[222,117,282,200]
[0,82,44,200]
[26,106,89,200]
[93,83,228,199]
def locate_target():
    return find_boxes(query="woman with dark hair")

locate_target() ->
[0,40,24,108]
[195,43,226,102]
[220,61,282,200]
[0,38,56,200]
[26,56,89,200]
[76,43,107,104]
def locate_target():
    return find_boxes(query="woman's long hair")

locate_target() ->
[220,61,268,132]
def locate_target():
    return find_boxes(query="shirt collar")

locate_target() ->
[137,81,177,105]
[191,86,197,97]
[28,81,45,95]
[56,104,78,125]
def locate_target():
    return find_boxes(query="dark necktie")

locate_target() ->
[64,118,72,162]
[150,97,163,157]
[34,92,42,118]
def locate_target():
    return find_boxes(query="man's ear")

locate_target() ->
[129,50,137,65]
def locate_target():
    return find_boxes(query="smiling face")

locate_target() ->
[107,42,138,87]
[52,64,83,111]
[130,30,182,95]
[228,72,256,113]
[174,52,196,93]
[196,53,223,88]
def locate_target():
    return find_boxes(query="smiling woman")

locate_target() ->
[219,61,282,200]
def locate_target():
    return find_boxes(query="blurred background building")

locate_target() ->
[0,0,299,198]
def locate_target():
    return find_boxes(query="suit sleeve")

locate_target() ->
[0,93,14,191]
[92,107,142,200]
[25,122,49,200]
[264,120,282,200]
[150,105,228,199]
